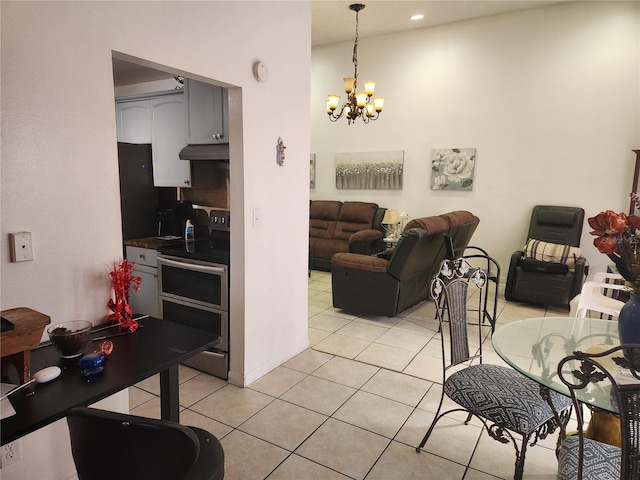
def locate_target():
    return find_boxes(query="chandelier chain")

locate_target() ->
[352,8,359,92]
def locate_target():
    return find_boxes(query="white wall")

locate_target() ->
[1,1,310,478]
[311,1,640,276]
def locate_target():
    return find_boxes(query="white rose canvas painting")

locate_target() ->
[431,148,476,190]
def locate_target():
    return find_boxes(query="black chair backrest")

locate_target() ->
[557,346,640,479]
[67,406,200,480]
[527,205,584,247]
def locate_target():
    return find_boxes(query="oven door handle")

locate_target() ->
[159,257,226,274]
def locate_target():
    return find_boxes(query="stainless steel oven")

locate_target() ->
[158,253,229,379]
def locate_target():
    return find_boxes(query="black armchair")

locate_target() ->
[66,406,225,480]
[505,205,588,307]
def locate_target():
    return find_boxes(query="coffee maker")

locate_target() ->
[157,201,194,238]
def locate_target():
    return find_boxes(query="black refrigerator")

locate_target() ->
[117,142,159,240]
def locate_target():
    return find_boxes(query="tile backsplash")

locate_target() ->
[181,162,229,210]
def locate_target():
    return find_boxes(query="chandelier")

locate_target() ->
[326,4,385,124]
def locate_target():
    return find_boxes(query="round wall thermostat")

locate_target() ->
[253,61,269,82]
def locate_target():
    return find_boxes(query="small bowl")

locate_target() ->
[47,320,92,359]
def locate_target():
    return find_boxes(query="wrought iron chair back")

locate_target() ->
[557,345,640,480]
[430,258,486,367]
[417,258,572,480]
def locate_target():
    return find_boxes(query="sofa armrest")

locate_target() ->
[572,256,589,296]
[332,252,389,273]
[504,250,524,300]
[349,229,384,255]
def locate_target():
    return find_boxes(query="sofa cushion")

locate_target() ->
[313,238,350,262]
[339,202,378,223]
[335,202,378,241]
[442,211,480,257]
[310,200,342,220]
[404,216,450,233]
[441,211,478,228]
[310,201,342,240]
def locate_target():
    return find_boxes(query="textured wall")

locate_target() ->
[312,1,640,277]
[1,2,311,478]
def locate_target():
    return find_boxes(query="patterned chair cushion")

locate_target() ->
[557,434,620,480]
[444,364,572,434]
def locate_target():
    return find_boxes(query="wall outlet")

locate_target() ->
[0,440,22,468]
[9,232,33,262]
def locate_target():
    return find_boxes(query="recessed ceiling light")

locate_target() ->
[410,14,424,21]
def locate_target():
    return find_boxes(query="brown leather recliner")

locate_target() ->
[331,211,480,317]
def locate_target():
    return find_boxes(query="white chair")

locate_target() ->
[570,272,628,318]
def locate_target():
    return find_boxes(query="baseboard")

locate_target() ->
[227,338,310,387]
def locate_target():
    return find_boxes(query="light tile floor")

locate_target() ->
[130,270,577,480]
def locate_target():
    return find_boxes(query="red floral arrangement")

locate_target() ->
[107,259,141,332]
[588,193,640,294]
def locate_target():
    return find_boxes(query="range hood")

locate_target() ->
[179,143,229,161]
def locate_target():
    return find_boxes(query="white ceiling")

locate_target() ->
[311,1,564,46]
[113,1,566,86]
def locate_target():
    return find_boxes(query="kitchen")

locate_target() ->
[114,63,231,380]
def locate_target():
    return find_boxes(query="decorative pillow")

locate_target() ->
[523,239,581,269]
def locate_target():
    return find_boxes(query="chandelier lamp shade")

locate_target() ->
[326,4,385,124]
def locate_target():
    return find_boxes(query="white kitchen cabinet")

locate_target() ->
[126,246,159,318]
[115,92,190,188]
[185,79,229,144]
[115,102,151,143]
[150,95,191,187]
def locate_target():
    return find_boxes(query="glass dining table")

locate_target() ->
[491,316,622,414]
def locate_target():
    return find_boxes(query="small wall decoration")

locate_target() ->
[310,154,316,189]
[335,150,404,190]
[431,148,476,190]
[276,137,286,166]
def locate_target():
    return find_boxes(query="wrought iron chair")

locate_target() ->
[556,345,640,480]
[415,258,572,480]
[66,406,225,480]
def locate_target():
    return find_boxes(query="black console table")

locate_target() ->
[1,317,219,445]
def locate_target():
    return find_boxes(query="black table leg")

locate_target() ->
[159,365,179,422]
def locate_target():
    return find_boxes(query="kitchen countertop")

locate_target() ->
[124,236,183,250]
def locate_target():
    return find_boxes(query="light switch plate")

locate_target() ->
[9,232,33,262]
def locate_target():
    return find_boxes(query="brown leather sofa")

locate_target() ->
[331,211,480,317]
[309,200,386,271]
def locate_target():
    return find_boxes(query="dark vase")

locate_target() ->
[618,292,640,363]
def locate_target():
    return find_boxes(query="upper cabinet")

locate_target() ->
[116,102,152,143]
[150,95,190,188]
[115,91,191,188]
[116,91,191,188]
[185,79,229,145]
